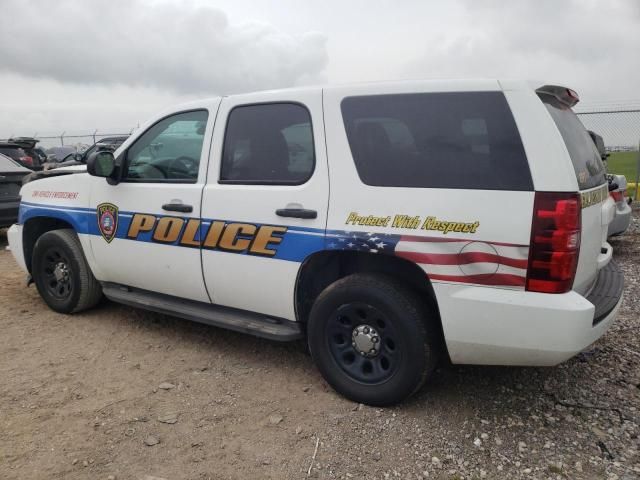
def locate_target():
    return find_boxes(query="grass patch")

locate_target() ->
[608,152,638,180]
[607,152,639,198]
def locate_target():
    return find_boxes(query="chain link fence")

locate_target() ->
[31,129,137,150]
[576,104,640,200]
[17,104,640,199]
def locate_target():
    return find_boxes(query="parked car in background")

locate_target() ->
[9,137,47,169]
[45,146,77,163]
[0,141,38,169]
[607,173,632,236]
[77,136,129,162]
[587,130,632,237]
[0,153,31,228]
[43,136,129,170]
[588,130,609,164]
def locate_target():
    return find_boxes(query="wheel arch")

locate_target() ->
[23,216,76,273]
[294,250,444,345]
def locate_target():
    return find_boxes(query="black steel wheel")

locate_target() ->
[32,229,103,313]
[308,273,440,406]
[39,247,74,300]
[327,302,401,385]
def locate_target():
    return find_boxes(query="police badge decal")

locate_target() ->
[97,202,119,243]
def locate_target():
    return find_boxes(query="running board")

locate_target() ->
[101,283,303,341]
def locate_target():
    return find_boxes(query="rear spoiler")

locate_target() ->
[535,85,580,107]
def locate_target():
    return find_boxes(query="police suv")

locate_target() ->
[8,80,624,405]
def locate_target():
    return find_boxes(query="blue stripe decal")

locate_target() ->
[18,202,328,263]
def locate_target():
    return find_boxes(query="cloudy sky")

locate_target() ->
[0,0,638,139]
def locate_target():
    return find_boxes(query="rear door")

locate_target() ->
[540,94,613,294]
[201,89,328,320]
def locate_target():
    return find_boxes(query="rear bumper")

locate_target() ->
[7,223,27,272]
[0,200,20,228]
[608,201,632,236]
[438,263,624,366]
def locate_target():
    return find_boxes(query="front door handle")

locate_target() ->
[162,203,193,213]
[275,208,317,219]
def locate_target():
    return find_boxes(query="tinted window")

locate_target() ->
[125,110,208,182]
[341,92,533,190]
[220,103,314,184]
[0,146,24,161]
[542,95,606,190]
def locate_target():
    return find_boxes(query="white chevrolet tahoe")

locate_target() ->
[8,80,624,405]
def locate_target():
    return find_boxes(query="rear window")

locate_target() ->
[0,146,24,161]
[541,95,606,190]
[340,91,533,190]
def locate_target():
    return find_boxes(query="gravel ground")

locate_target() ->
[1,209,639,480]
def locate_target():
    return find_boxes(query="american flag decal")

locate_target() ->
[327,231,529,288]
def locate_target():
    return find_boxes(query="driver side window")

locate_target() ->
[124,110,209,182]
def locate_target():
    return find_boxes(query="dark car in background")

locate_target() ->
[0,141,38,170]
[0,153,31,228]
[43,136,128,170]
[45,146,78,162]
[588,130,609,164]
[77,136,128,162]
[9,137,47,168]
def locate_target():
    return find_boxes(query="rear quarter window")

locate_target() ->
[541,95,606,190]
[340,91,533,191]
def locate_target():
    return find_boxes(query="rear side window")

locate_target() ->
[220,103,315,184]
[340,92,532,190]
[541,95,606,190]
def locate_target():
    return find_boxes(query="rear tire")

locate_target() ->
[32,229,103,313]
[307,273,440,406]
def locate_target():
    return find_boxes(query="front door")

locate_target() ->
[200,90,329,320]
[88,104,219,302]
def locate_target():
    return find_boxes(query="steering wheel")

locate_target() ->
[168,156,198,178]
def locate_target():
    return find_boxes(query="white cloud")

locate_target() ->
[0,0,328,95]
[402,0,640,103]
[1,0,639,138]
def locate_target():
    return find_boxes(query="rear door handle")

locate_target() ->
[162,203,193,213]
[275,208,317,219]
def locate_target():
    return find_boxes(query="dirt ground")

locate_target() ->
[1,211,639,480]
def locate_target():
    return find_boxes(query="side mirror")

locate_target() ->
[74,153,83,162]
[87,151,116,178]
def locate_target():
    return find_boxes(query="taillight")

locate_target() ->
[20,156,34,166]
[526,192,581,294]
[610,190,624,203]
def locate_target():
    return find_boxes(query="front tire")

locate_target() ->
[32,229,103,313]
[307,273,440,406]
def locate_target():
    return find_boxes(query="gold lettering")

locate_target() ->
[180,219,202,247]
[203,221,225,248]
[127,214,156,239]
[218,223,256,251]
[250,226,287,256]
[153,217,185,243]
